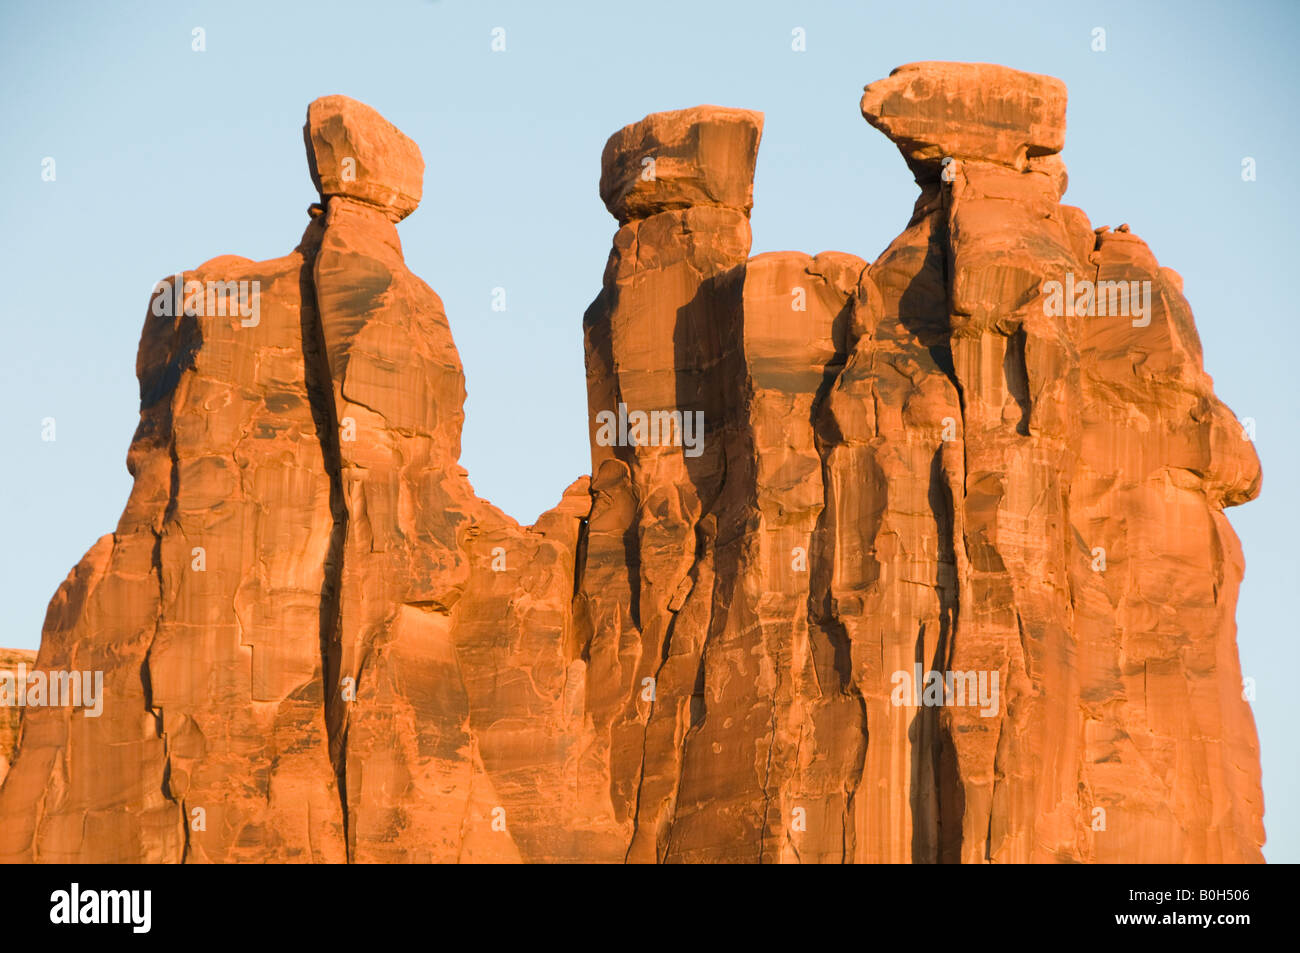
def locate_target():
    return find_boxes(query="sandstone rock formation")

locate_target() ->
[0,650,35,787]
[0,64,1264,863]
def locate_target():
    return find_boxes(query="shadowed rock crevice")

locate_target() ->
[294,209,352,860]
[1003,325,1032,436]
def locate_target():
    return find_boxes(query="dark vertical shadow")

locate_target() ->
[665,262,752,860]
[922,447,966,862]
[807,300,873,862]
[581,293,641,631]
[295,209,351,858]
[673,265,749,706]
[894,205,966,864]
[1003,325,1031,436]
[907,622,935,862]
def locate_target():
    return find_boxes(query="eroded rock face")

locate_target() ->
[0,96,592,864]
[0,69,1264,863]
[0,650,35,787]
[307,95,424,221]
[853,62,1261,863]
[599,105,762,223]
[861,61,1067,184]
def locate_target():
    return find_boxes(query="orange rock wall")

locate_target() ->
[0,64,1263,863]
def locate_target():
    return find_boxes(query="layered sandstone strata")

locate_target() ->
[0,65,1263,863]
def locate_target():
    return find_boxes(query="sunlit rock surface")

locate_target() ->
[0,66,1262,863]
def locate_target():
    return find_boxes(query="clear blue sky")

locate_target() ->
[2,0,1295,861]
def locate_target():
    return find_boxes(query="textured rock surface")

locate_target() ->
[0,650,35,787]
[861,61,1067,184]
[599,105,761,224]
[307,95,423,222]
[0,68,1264,863]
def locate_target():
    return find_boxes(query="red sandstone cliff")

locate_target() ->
[0,63,1263,863]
